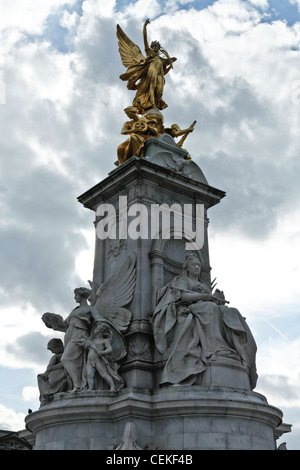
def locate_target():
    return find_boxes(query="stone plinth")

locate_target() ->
[25,386,283,450]
[77,137,226,390]
[201,359,250,389]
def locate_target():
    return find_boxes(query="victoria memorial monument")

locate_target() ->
[25,19,291,450]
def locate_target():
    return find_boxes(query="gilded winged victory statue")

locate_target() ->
[117,19,176,114]
[116,20,196,164]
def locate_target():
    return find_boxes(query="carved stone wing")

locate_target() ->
[88,279,99,307]
[117,24,145,69]
[93,252,136,331]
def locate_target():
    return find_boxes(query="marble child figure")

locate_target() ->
[37,338,69,404]
[76,322,124,391]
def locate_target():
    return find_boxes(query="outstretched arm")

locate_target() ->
[143,19,150,54]
[175,120,197,147]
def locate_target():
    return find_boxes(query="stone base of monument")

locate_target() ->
[25,386,282,450]
[199,358,251,389]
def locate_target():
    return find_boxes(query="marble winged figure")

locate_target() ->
[117,19,177,114]
[41,253,136,392]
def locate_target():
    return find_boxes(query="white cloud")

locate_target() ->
[256,337,300,407]
[209,209,300,317]
[0,79,5,104]
[82,0,116,19]
[0,404,25,431]
[247,0,269,8]
[164,0,194,14]
[22,386,39,403]
[122,0,162,21]
[0,304,51,369]
[75,229,95,282]
[0,0,77,35]
[290,0,300,12]
[147,2,300,173]
[60,10,81,30]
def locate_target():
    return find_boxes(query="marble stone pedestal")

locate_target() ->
[25,386,283,450]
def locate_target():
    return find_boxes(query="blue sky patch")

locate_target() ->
[0,366,38,415]
[263,0,300,26]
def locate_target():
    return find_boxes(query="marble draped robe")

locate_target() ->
[152,275,258,389]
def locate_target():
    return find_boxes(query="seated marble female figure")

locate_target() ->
[152,255,257,389]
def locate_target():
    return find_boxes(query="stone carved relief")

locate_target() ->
[39,253,136,400]
[0,433,32,450]
[114,420,158,450]
[127,334,152,360]
[115,421,142,450]
[154,188,182,207]
[149,150,207,183]
[107,238,128,259]
[151,253,258,389]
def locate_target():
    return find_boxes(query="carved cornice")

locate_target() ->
[78,157,225,212]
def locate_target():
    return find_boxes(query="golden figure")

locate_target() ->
[117,107,164,164]
[165,120,197,147]
[117,19,177,113]
[117,106,197,165]
[116,20,196,165]
[164,120,197,160]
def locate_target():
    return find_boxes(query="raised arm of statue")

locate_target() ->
[143,19,151,55]
[165,121,196,147]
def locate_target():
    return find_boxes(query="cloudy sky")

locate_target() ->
[0,0,299,450]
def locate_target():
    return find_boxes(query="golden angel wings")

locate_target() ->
[117,24,146,70]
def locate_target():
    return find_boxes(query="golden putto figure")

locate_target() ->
[117,106,196,165]
[117,19,176,114]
